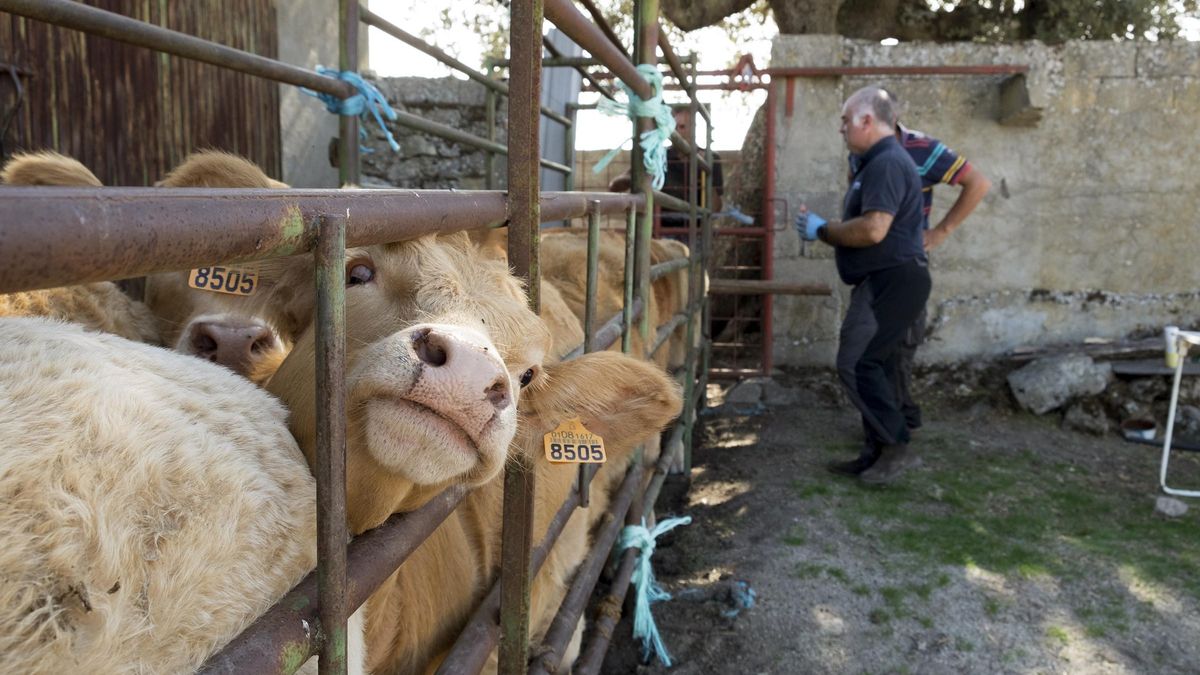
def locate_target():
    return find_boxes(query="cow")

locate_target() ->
[143,151,296,383]
[0,152,161,344]
[0,218,680,675]
[262,231,683,673]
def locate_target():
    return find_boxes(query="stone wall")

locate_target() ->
[360,77,507,190]
[769,35,1200,367]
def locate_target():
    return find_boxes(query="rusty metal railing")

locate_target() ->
[0,0,713,673]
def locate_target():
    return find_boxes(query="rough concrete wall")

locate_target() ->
[276,0,339,188]
[359,77,507,189]
[770,35,1200,367]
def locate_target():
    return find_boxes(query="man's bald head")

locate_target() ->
[844,86,899,130]
[840,85,899,154]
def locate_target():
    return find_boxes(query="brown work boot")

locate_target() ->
[826,445,881,476]
[858,443,920,485]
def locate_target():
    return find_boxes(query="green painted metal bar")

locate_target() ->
[577,199,602,508]
[497,0,543,670]
[338,0,360,187]
[622,206,636,354]
[564,104,579,192]
[315,213,349,675]
[680,85,701,470]
[486,80,497,190]
[631,0,657,349]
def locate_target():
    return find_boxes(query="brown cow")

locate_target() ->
[143,151,295,383]
[263,231,681,673]
[0,152,161,344]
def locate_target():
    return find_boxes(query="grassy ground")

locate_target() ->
[600,371,1200,674]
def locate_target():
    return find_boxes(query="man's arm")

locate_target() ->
[818,210,893,247]
[925,168,991,251]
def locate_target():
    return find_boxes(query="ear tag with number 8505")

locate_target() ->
[543,417,606,464]
[187,265,259,296]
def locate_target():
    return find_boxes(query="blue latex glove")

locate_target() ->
[794,207,827,241]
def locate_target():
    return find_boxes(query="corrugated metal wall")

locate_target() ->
[0,0,281,186]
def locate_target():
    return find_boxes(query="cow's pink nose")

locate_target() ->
[408,321,511,441]
[186,320,280,377]
[412,327,511,413]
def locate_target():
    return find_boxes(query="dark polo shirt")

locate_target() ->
[837,135,925,285]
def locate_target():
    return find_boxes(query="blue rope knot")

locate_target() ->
[618,515,692,667]
[302,67,400,153]
[593,64,675,191]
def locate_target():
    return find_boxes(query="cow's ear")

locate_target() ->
[523,351,682,452]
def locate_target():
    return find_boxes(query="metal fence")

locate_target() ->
[0,0,714,673]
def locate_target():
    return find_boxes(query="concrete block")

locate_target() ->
[770,35,848,68]
[1062,400,1110,435]
[1007,354,1112,415]
[1137,43,1200,78]
[1061,41,1137,79]
[1155,496,1189,518]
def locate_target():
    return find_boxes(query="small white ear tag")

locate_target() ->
[187,265,260,296]
[543,417,606,464]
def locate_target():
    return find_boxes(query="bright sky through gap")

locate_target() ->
[365,0,775,151]
[367,1,1200,152]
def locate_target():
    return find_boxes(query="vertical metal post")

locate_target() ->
[680,82,700,473]
[631,0,658,346]
[315,213,348,675]
[761,80,776,376]
[486,67,498,190]
[577,199,602,507]
[498,0,543,672]
[698,96,715,433]
[622,205,636,355]
[564,103,578,192]
[338,0,361,186]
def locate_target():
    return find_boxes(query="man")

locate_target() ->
[608,106,723,216]
[798,86,930,484]
[851,106,991,435]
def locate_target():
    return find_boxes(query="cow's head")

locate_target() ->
[267,231,682,534]
[143,151,295,383]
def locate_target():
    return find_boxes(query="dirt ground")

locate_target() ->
[599,369,1200,675]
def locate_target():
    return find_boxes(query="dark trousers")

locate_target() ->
[835,259,931,449]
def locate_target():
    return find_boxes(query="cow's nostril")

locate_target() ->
[413,329,448,367]
[191,331,218,355]
[485,379,510,411]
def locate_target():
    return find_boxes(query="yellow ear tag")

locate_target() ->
[543,417,606,464]
[187,265,260,296]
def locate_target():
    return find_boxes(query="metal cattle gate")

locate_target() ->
[0,0,713,673]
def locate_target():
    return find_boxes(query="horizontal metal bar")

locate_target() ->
[544,0,653,101]
[527,463,644,674]
[0,188,643,294]
[359,5,572,127]
[652,190,708,214]
[648,312,688,359]
[657,225,764,236]
[200,485,471,674]
[709,279,832,295]
[649,257,689,281]
[436,484,589,673]
[563,296,644,362]
[764,64,1029,77]
[0,0,355,99]
[386,108,572,172]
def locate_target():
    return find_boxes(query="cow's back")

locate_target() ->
[0,317,315,673]
[0,283,161,345]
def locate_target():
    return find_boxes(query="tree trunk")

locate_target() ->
[770,0,843,34]
[661,0,758,31]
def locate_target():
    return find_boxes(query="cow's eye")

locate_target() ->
[347,263,375,286]
[519,368,535,388]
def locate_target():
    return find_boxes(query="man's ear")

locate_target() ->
[522,351,682,457]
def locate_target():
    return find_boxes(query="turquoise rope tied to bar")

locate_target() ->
[593,64,675,190]
[302,66,400,153]
[619,515,692,666]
